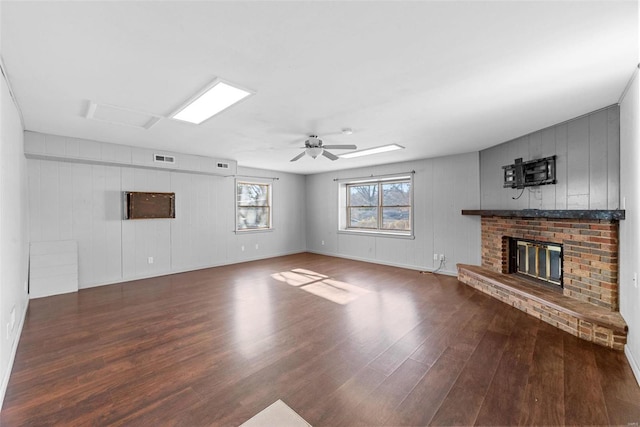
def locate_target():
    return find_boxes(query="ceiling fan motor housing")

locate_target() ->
[306,135,322,147]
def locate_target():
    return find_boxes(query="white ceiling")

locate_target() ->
[1,1,637,175]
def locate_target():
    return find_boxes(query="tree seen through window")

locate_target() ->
[237,182,271,230]
[347,180,411,232]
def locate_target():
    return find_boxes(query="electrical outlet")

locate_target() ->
[255,243,259,250]
[433,253,438,261]
[10,306,15,332]
[241,245,245,252]
[321,240,325,246]
[147,256,154,264]
[439,254,446,261]
[633,272,637,289]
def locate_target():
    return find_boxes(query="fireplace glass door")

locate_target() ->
[516,240,562,286]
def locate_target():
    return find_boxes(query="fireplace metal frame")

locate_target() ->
[508,237,563,289]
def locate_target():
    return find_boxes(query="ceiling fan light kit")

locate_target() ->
[306,146,323,159]
[290,134,357,162]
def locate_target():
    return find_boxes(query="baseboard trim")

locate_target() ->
[306,250,458,277]
[1,298,28,410]
[625,345,640,388]
[77,249,308,290]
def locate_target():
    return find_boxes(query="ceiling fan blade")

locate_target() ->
[322,150,339,161]
[290,152,306,162]
[322,144,357,150]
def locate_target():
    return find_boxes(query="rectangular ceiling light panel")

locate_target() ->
[171,79,254,125]
[339,144,405,159]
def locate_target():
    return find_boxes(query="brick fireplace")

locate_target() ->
[458,209,627,350]
[481,215,619,310]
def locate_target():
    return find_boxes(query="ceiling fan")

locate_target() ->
[290,135,357,162]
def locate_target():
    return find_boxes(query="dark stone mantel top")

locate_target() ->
[461,209,625,221]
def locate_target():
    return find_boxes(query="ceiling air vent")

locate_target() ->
[217,162,230,169]
[86,101,161,130]
[154,154,176,164]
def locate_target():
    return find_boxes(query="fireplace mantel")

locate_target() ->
[462,209,625,221]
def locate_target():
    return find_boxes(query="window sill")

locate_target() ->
[338,229,415,240]
[234,228,274,234]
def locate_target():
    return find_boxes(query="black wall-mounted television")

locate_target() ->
[503,156,556,189]
[124,192,175,219]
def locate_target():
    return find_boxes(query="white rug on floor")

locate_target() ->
[240,399,312,427]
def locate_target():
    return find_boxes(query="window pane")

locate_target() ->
[237,183,268,206]
[381,207,410,230]
[382,182,410,206]
[349,185,378,206]
[349,207,378,228]
[237,207,270,229]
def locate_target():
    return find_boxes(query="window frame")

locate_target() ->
[235,180,273,232]
[339,175,414,238]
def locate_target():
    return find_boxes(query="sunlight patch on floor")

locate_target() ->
[270,268,328,287]
[271,268,370,305]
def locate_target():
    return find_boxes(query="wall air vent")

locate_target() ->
[154,154,176,164]
[217,162,230,169]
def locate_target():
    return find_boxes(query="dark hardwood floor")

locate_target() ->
[2,253,640,426]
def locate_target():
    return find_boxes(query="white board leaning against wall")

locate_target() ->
[29,240,78,298]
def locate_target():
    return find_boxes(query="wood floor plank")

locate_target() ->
[428,329,510,426]
[562,335,609,426]
[1,253,638,426]
[408,292,486,365]
[474,310,539,426]
[305,366,387,426]
[384,354,466,426]
[350,358,431,426]
[518,326,565,426]
[593,344,640,412]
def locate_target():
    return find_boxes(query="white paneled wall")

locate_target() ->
[619,70,640,384]
[1,61,29,408]
[27,139,307,289]
[306,153,481,275]
[28,161,123,286]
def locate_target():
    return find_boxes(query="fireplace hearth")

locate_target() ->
[458,209,627,350]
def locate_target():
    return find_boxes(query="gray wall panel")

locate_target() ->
[607,107,621,209]
[480,105,619,210]
[554,123,569,209]
[589,109,608,209]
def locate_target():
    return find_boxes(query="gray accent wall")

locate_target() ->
[305,153,481,275]
[480,105,620,210]
[26,133,307,289]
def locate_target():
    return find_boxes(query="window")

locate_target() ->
[236,181,272,231]
[342,176,413,236]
